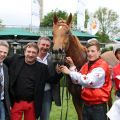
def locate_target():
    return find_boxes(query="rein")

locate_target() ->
[60,75,69,120]
[51,49,66,65]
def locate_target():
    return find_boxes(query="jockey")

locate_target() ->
[60,38,112,120]
[107,45,120,120]
[112,46,120,96]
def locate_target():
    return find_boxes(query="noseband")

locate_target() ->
[52,22,72,65]
[51,49,66,65]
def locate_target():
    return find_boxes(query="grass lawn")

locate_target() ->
[50,87,115,120]
[50,94,77,120]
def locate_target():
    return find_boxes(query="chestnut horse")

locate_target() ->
[52,13,119,120]
[52,13,87,120]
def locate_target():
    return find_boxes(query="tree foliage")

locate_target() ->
[40,10,77,27]
[40,10,68,27]
[84,9,90,28]
[94,7,120,39]
[72,13,77,25]
[39,6,120,43]
[96,32,109,43]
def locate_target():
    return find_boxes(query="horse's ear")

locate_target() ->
[53,13,58,25]
[66,13,72,25]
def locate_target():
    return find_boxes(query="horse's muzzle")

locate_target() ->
[51,49,66,65]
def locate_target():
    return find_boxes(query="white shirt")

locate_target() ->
[69,66,105,88]
[37,53,51,91]
[107,98,120,120]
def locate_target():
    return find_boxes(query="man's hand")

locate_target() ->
[56,64,62,74]
[60,65,70,75]
[65,57,74,67]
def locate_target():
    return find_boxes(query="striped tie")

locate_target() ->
[0,65,3,96]
[0,65,3,119]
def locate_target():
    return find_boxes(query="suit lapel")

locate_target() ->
[3,64,8,90]
[11,58,25,86]
[47,55,55,76]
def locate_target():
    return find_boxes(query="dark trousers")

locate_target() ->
[82,103,107,120]
[40,90,52,120]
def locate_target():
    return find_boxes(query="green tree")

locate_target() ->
[94,7,120,42]
[40,10,68,27]
[72,13,77,25]
[72,9,90,30]
[96,32,109,43]
[84,9,90,29]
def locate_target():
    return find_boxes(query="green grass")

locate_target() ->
[23,87,115,120]
[50,87,116,120]
[50,94,77,120]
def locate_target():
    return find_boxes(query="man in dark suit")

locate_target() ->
[37,37,62,120]
[0,40,10,120]
[4,42,61,120]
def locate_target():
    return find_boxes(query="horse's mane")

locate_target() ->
[66,35,87,69]
[71,35,87,52]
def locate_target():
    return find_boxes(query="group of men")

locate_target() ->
[0,37,120,120]
[0,37,62,120]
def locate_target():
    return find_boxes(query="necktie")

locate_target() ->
[0,65,3,96]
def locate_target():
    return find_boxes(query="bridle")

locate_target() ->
[51,21,72,65]
[51,48,66,65]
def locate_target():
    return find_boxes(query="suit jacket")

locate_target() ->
[4,54,60,118]
[3,64,11,120]
[47,55,62,106]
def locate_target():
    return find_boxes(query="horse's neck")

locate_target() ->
[66,36,87,70]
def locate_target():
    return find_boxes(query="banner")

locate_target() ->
[77,0,86,31]
[31,0,40,27]
[87,18,99,35]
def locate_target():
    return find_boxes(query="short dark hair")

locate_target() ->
[86,38,100,50]
[115,48,120,56]
[24,42,39,53]
[38,36,51,44]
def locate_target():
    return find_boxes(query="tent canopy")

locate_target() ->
[0,27,96,40]
[114,38,120,41]
[0,27,39,39]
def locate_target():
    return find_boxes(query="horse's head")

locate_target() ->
[51,13,72,64]
[52,13,72,51]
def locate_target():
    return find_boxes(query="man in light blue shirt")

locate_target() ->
[37,37,62,120]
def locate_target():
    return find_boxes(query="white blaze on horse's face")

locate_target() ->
[53,25,66,50]
[53,13,72,51]
[59,26,62,29]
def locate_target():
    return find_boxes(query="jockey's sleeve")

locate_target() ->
[69,65,77,71]
[69,67,105,88]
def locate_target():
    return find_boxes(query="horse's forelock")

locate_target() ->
[53,20,70,31]
[58,21,69,27]
[59,19,66,23]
